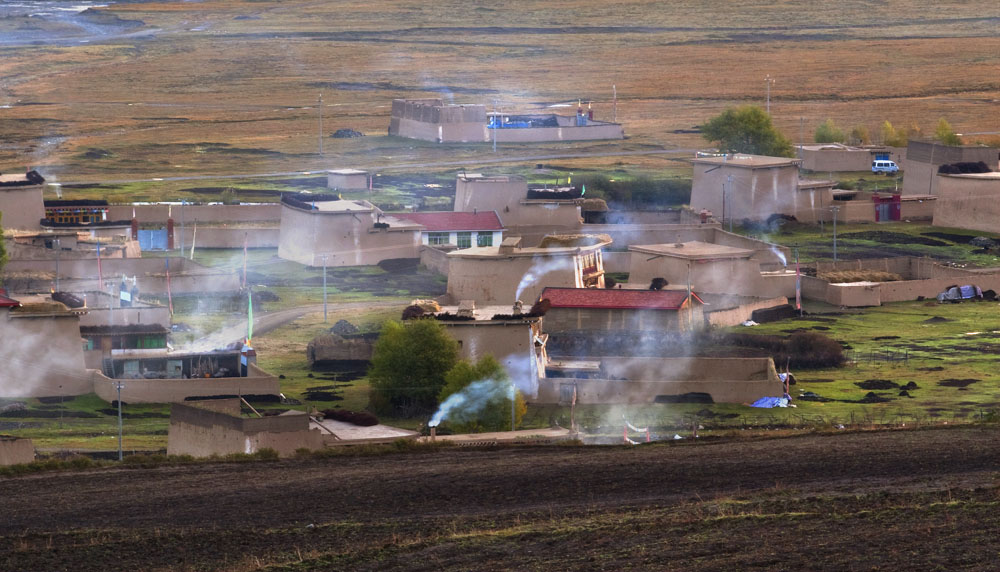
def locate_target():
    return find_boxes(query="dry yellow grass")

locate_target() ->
[819,270,903,283]
[1,0,998,180]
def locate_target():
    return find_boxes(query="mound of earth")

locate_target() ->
[855,379,899,390]
[924,316,952,323]
[332,128,364,138]
[938,378,980,388]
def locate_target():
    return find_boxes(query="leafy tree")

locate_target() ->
[849,125,870,145]
[368,319,459,416]
[934,118,962,146]
[701,105,793,157]
[880,120,908,147]
[437,355,526,432]
[813,119,844,143]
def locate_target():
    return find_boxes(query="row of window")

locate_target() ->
[427,232,494,248]
[46,215,102,224]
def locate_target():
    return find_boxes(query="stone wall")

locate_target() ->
[167,400,323,458]
[535,357,779,405]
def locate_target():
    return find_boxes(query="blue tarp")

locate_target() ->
[751,396,789,408]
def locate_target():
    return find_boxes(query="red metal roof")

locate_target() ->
[0,292,21,308]
[541,287,703,311]
[392,211,504,232]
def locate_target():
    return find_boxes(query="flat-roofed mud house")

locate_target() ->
[0,293,90,397]
[430,303,548,396]
[628,241,795,298]
[92,348,280,404]
[389,98,488,143]
[453,174,582,241]
[932,171,1000,233]
[445,234,610,306]
[388,98,624,144]
[903,141,999,196]
[540,287,705,333]
[326,169,370,190]
[690,154,835,223]
[277,194,423,267]
[0,170,45,230]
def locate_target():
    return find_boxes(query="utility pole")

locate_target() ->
[179,199,185,254]
[765,75,775,114]
[54,238,60,292]
[115,381,124,461]
[321,254,328,322]
[726,174,734,233]
[831,206,841,261]
[318,93,323,155]
[492,100,498,153]
[612,84,617,123]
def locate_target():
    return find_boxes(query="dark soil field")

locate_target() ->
[3,426,1000,570]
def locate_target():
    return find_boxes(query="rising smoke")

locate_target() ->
[514,255,576,302]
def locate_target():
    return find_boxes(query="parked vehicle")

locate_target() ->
[872,160,899,175]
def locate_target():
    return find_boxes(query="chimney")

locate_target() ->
[430,427,436,440]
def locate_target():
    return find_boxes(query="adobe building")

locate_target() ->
[277,194,423,267]
[489,105,624,143]
[0,170,46,230]
[535,357,782,405]
[389,98,488,143]
[689,154,836,223]
[388,98,624,144]
[799,144,905,172]
[0,436,35,466]
[392,210,504,249]
[92,348,280,403]
[445,234,610,306]
[0,293,91,397]
[167,399,323,458]
[903,140,998,196]
[932,172,1000,233]
[540,287,705,333]
[431,304,547,397]
[453,173,582,241]
[326,169,370,190]
[627,241,796,298]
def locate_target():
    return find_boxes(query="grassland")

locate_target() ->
[2,0,998,183]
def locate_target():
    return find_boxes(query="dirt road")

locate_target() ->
[2,426,999,570]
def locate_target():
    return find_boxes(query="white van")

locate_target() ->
[872,160,899,175]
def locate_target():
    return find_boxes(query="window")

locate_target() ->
[427,232,449,245]
[456,232,472,248]
[476,233,493,247]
